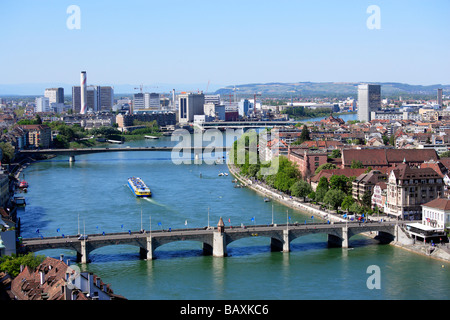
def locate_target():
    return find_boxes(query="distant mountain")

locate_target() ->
[0,82,224,96]
[215,82,450,97]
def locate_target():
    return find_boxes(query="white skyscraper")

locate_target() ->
[35,97,50,113]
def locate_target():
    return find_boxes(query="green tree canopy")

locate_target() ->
[341,195,355,212]
[290,180,312,201]
[315,163,337,174]
[329,175,351,194]
[0,253,45,277]
[0,142,15,163]
[323,189,346,211]
[350,160,364,169]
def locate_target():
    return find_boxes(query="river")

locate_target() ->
[16,114,450,300]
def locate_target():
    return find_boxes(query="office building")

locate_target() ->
[204,94,221,105]
[72,86,81,113]
[437,88,443,106]
[357,84,381,122]
[204,103,225,120]
[178,92,205,123]
[44,87,64,104]
[238,99,251,117]
[133,93,145,112]
[98,86,114,111]
[87,85,98,112]
[144,93,160,109]
[35,97,50,113]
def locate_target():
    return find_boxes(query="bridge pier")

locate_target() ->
[270,230,290,253]
[69,155,75,162]
[327,226,349,248]
[80,240,88,263]
[139,236,155,260]
[213,231,227,257]
[213,218,227,257]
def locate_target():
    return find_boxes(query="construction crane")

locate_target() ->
[134,84,159,93]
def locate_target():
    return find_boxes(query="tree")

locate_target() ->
[389,135,396,146]
[330,149,341,158]
[0,142,15,163]
[341,195,355,212]
[0,253,45,277]
[440,151,450,158]
[350,160,364,168]
[329,175,350,194]
[299,125,310,143]
[349,202,363,214]
[315,177,330,202]
[323,189,346,211]
[290,180,312,201]
[272,156,301,193]
[361,190,372,209]
[315,163,337,174]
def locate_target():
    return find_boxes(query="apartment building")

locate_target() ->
[19,124,52,149]
[384,164,444,220]
[352,169,388,203]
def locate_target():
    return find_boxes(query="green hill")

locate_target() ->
[215,82,449,98]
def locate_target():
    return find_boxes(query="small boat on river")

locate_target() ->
[128,177,152,197]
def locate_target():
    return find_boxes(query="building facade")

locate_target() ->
[421,198,450,231]
[383,164,444,220]
[357,84,381,122]
[178,93,205,123]
[352,170,387,203]
[35,97,50,113]
[44,88,64,104]
[19,125,52,149]
[287,147,328,180]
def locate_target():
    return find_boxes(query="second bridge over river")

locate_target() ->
[20,219,398,264]
[19,146,231,162]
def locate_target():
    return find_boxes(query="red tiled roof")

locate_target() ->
[422,198,450,211]
[310,168,367,182]
[342,148,438,167]
[388,163,441,180]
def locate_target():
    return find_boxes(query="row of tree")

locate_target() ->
[232,131,373,216]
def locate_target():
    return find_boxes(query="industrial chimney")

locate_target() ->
[80,71,87,114]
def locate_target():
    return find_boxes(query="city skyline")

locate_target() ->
[0,0,449,93]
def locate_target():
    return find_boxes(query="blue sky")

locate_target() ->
[0,0,449,91]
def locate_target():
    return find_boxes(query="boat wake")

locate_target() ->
[143,197,167,208]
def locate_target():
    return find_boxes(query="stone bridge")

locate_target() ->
[20,220,398,263]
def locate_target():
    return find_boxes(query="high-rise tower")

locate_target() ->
[357,84,381,122]
[80,71,87,114]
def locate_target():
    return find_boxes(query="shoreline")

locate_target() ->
[227,162,450,263]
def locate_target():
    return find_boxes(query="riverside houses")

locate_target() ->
[421,198,450,231]
[10,257,126,300]
[384,163,444,220]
